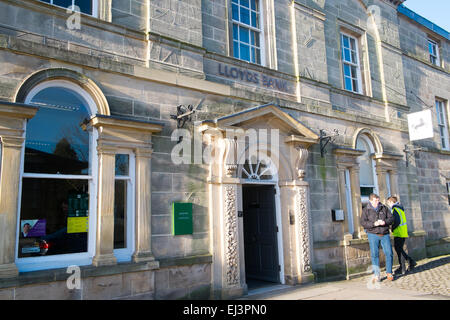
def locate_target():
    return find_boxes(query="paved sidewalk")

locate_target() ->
[239,255,450,300]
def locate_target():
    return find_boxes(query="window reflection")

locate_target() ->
[26,87,90,175]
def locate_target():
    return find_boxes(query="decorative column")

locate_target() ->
[283,135,317,284]
[92,143,117,267]
[0,136,25,277]
[390,170,399,198]
[375,166,388,203]
[0,103,37,278]
[349,165,365,239]
[336,164,350,235]
[132,147,156,263]
[293,145,314,282]
[98,0,112,22]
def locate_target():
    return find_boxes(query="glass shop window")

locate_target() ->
[18,86,92,258]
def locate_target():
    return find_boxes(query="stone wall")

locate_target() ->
[150,0,203,47]
[0,259,212,300]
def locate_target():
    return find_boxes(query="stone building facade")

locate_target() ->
[0,0,448,299]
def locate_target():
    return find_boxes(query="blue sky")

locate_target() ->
[403,0,450,32]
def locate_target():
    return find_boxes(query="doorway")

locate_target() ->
[242,184,280,289]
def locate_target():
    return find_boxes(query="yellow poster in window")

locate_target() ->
[67,217,89,233]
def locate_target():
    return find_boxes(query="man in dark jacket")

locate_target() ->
[387,196,417,275]
[361,193,394,282]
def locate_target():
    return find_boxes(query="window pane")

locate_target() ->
[251,0,257,10]
[251,11,257,28]
[74,0,92,14]
[233,41,239,58]
[344,77,353,91]
[241,0,250,8]
[352,79,359,92]
[343,48,351,62]
[232,3,239,20]
[251,47,256,63]
[240,8,250,25]
[343,64,351,77]
[53,0,72,9]
[26,87,91,175]
[251,31,260,47]
[255,48,261,64]
[233,24,238,41]
[350,38,356,51]
[115,154,129,176]
[351,66,358,78]
[351,50,356,63]
[239,26,249,44]
[240,44,250,61]
[114,180,127,249]
[342,35,349,49]
[18,178,89,257]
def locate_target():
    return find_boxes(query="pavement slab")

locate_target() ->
[239,255,450,300]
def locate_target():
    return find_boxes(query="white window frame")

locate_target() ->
[15,80,99,272]
[428,39,440,67]
[39,0,98,18]
[436,99,450,151]
[113,151,135,263]
[231,0,266,65]
[340,33,363,94]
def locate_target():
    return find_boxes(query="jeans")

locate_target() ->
[367,233,393,276]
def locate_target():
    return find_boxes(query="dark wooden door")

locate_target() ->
[243,185,279,283]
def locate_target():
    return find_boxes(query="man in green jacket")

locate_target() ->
[387,196,417,275]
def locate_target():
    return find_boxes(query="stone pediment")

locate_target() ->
[204,104,319,142]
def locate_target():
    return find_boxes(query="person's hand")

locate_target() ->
[374,220,380,226]
[379,220,385,226]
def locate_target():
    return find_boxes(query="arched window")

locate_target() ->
[17,80,98,270]
[356,135,378,204]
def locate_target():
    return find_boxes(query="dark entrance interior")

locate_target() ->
[243,184,280,289]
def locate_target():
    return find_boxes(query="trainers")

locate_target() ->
[394,267,406,275]
[409,260,417,270]
[371,276,380,284]
[386,273,394,281]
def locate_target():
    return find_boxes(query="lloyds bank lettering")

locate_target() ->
[218,63,288,92]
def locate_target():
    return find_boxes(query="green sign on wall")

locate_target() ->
[172,202,193,235]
